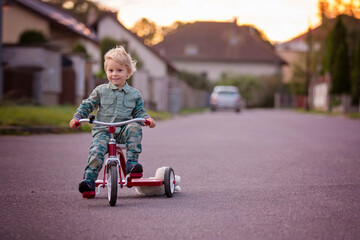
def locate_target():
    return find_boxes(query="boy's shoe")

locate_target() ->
[126,161,143,175]
[78,179,95,199]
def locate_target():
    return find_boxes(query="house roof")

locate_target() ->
[93,13,178,73]
[154,21,285,64]
[8,0,98,43]
[277,15,360,50]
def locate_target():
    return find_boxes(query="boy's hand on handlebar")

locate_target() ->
[145,118,156,128]
[69,118,80,129]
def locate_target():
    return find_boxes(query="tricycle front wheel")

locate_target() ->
[107,165,118,206]
[164,167,175,198]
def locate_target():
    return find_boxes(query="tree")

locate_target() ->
[323,17,350,94]
[331,42,350,94]
[131,19,187,46]
[351,39,360,103]
[290,64,307,95]
[317,0,360,21]
[131,18,158,46]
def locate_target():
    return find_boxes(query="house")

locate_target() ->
[275,15,360,111]
[154,20,286,83]
[1,0,209,112]
[2,0,100,105]
[275,24,326,84]
[92,12,207,112]
[274,26,325,108]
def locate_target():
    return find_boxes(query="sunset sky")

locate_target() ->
[94,0,321,43]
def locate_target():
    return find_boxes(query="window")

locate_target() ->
[184,44,198,55]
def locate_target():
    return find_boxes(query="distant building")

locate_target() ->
[154,20,286,83]
[2,0,99,105]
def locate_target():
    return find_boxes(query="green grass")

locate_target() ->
[0,104,172,134]
[179,108,208,115]
[347,112,360,119]
[0,105,77,127]
[296,108,360,119]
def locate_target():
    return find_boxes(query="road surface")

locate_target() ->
[1,110,360,239]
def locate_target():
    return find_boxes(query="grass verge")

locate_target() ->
[0,104,172,135]
[296,108,360,119]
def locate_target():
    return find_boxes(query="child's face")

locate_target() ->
[105,59,129,88]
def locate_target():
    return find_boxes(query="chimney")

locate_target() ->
[233,17,238,25]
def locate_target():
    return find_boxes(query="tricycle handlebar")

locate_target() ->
[75,118,149,127]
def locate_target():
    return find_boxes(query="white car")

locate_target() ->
[210,86,242,112]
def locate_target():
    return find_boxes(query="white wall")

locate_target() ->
[3,46,62,104]
[2,5,50,43]
[3,46,61,93]
[174,60,281,82]
[97,17,168,78]
[67,54,86,99]
[83,40,101,74]
[313,82,329,111]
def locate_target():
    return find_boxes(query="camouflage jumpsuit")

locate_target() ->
[73,82,150,180]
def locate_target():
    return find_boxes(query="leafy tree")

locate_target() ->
[290,64,307,95]
[323,17,350,94]
[131,18,157,46]
[351,39,360,103]
[331,42,350,94]
[160,21,186,38]
[317,0,360,20]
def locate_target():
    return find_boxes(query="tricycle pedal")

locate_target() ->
[129,173,143,178]
[82,191,95,199]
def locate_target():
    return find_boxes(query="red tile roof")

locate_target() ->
[154,21,285,64]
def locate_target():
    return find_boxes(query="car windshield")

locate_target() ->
[218,91,237,95]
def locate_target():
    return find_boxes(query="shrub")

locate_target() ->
[72,43,87,56]
[19,30,47,44]
[215,74,281,108]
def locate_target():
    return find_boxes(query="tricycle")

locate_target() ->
[76,115,175,206]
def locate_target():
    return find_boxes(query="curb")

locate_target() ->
[0,126,75,135]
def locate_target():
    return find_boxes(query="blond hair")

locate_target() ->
[104,46,137,77]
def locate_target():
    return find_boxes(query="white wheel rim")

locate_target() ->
[107,169,112,201]
[170,171,175,193]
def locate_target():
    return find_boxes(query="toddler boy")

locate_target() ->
[69,46,156,197]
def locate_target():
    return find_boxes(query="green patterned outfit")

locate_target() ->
[73,82,150,180]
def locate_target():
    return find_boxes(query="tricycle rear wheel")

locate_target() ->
[107,165,118,206]
[164,167,175,198]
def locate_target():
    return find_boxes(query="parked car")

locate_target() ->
[210,86,242,112]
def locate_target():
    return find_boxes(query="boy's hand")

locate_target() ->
[145,118,156,128]
[69,118,79,129]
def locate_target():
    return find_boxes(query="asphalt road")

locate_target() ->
[1,110,360,240]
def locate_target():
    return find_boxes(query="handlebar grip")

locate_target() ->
[75,120,81,127]
[144,119,151,126]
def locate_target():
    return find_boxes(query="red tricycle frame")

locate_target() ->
[76,116,175,206]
